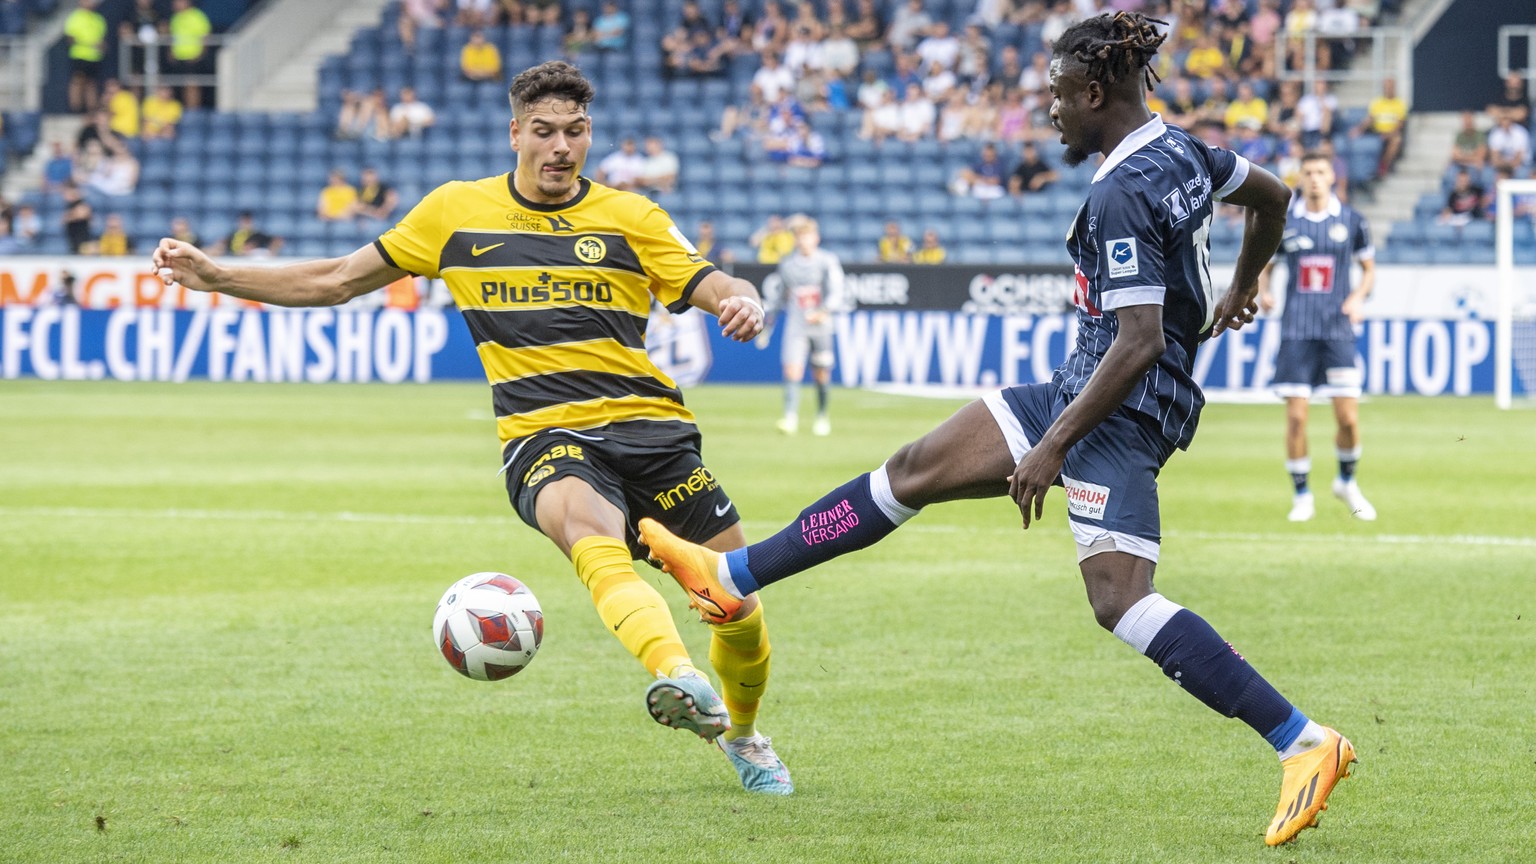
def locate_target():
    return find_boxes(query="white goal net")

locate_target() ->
[1495,177,1536,409]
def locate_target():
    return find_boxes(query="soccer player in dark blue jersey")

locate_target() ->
[1258,152,1378,522]
[641,12,1355,846]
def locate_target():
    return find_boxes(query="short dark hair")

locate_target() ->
[1299,149,1331,166]
[1054,12,1168,91]
[508,61,595,116]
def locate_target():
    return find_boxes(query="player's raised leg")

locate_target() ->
[536,476,729,740]
[640,399,1014,621]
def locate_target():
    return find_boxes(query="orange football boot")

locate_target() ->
[1266,726,1357,845]
[637,518,742,624]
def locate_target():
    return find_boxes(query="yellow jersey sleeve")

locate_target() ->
[628,202,717,313]
[375,182,454,278]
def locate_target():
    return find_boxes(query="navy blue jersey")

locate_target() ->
[1275,196,1373,341]
[1058,117,1250,450]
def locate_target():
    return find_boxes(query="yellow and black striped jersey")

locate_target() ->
[375,175,717,447]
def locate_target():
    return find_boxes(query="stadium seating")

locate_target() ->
[7,0,1534,265]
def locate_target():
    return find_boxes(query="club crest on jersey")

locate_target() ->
[1329,223,1350,243]
[1107,238,1139,278]
[1163,188,1191,224]
[574,236,607,263]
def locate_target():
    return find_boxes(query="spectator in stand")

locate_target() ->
[1297,79,1336,148]
[717,0,753,55]
[695,219,733,263]
[316,169,358,221]
[878,221,912,263]
[398,0,445,53]
[1009,140,1059,195]
[1224,81,1269,135]
[1019,50,1050,96]
[956,23,991,86]
[1164,76,1203,128]
[60,181,94,254]
[1484,166,1536,225]
[1184,32,1232,82]
[1353,78,1406,179]
[1438,170,1484,225]
[95,213,132,256]
[915,20,959,72]
[951,141,1006,200]
[686,29,730,77]
[103,79,140,139]
[782,119,827,168]
[454,0,496,28]
[662,25,693,78]
[752,51,795,104]
[890,52,922,95]
[87,138,139,198]
[44,142,76,191]
[596,137,646,191]
[994,87,1030,144]
[751,0,788,54]
[896,82,936,141]
[922,59,957,103]
[886,0,931,52]
[564,9,596,54]
[389,86,436,138]
[169,215,200,246]
[1488,113,1532,173]
[1040,0,1075,51]
[12,204,41,248]
[856,67,889,110]
[937,90,969,142]
[355,167,399,226]
[1247,0,1282,78]
[678,0,713,37]
[1233,119,1275,165]
[822,23,858,78]
[860,87,903,142]
[845,0,884,49]
[1316,1,1361,70]
[715,84,771,141]
[65,0,108,114]
[912,228,945,264]
[460,30,503,82]
[1449,110,1488,172]
[167,0,212,110]
[783,20,822,76]
[141,85,183,139]
[522,0,563,27]
[0,218,22,256]
[593,1,631,51]
[336,88,390,140]
[1486,71,1530,127]
[752,214,796,264]
[1283,0,1318,72]
[639,137,681,194]
[217,211,282,257]
[1267,79,1301,138]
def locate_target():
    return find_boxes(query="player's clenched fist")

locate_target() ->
[152,238,218,293]
[717,294,764,342]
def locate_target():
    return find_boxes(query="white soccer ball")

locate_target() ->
[432,572,544,681]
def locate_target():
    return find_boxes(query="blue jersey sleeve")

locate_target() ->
[1208,145,1251,200]
[1352,211,1374,260]
[1091,179,1167,311]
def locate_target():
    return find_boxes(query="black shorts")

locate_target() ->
[70,58,103,79]
[502,420,740,560]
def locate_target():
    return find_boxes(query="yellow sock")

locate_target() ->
[709,600,771,741]
[571,536,691,679]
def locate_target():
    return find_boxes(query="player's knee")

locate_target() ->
[883,441,936,506]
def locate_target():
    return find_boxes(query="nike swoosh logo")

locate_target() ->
[714,500,733,517]
[471,242,505,256]
[738,681,763,689]
[612,606,649,631]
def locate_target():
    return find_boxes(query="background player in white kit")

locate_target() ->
[1259,152,1377,522]
[760,216,848,436]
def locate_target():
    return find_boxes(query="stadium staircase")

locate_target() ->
[238,0,400,113]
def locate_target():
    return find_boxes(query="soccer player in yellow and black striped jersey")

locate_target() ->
[151,61,793,795]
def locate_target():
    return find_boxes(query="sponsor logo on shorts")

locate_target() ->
[522,444,584,487]
[653,466,718,510]
[1062,476,1111,520]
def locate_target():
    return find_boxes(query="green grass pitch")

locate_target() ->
[1,381,1532,863]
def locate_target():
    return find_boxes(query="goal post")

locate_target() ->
[1495,177,1536,409]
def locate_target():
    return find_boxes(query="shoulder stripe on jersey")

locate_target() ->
[439,230,644,274]
[460,306,648,351]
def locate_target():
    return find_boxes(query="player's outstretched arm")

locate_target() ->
[151,240,408,308]
[1009,304,1166,528]
[689,269,765,342]
[1212,164,1291,335]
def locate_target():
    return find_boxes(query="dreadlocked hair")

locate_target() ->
[1055,12,1169,92]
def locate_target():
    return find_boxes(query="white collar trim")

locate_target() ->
[1291,195,1343,221]
[1092,114,1168,183]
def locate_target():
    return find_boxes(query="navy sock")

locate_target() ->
[726,473,901,593]
[1290,472,1309,495]
[815,380,828,415]
[1144,609,1298,745]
